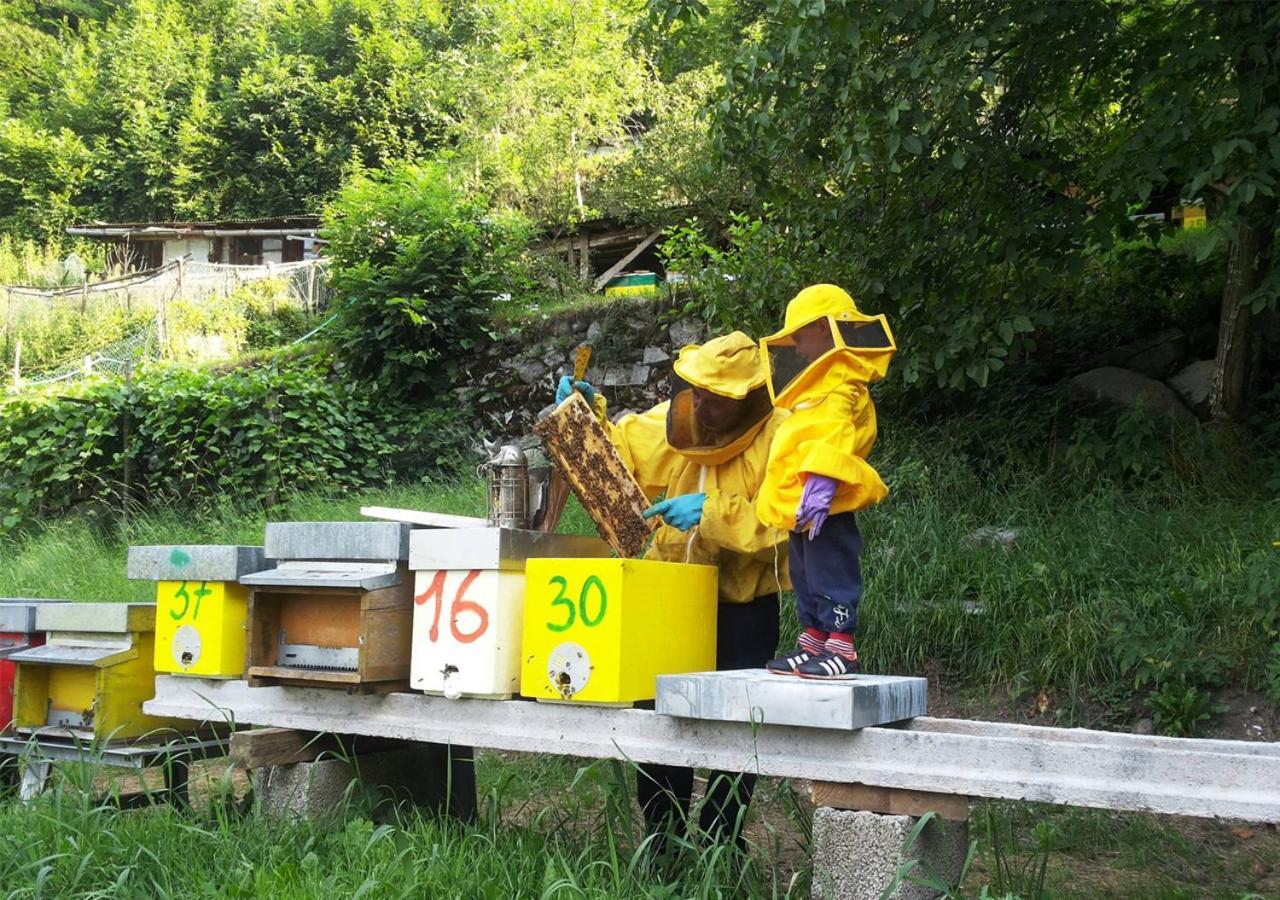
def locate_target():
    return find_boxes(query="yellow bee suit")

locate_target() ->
[600,332,791,603]
[756,285,896,531]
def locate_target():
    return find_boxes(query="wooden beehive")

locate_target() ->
[240,522,415,692]
[534,392,656,557]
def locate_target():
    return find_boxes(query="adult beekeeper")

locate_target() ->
[553,330,789,854]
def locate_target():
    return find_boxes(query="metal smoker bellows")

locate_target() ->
[482,444,529,528]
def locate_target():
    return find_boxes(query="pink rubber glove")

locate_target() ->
[796,473,839,539]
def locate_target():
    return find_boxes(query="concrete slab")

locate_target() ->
[264,522,411,562]
[126,545,266,582]
[811,808,969,900]
[0,600,63,634]
[35,602,155,635]
[656,670,927,730]
[408,527,611,571]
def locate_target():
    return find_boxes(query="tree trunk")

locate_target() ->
[1209,209,1274,422]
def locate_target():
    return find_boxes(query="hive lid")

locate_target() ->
[34,602,156,635]
[409,528,612,571]
[241,561,401,590]
[264,522,411,562]
[127,545,266,582]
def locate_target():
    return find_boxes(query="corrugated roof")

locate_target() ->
[71,215,321,229]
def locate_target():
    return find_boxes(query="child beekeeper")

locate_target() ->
[757,284,896,679]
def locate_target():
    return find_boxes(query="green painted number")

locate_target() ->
[580,575,607,627]
[170,582,191,621]
[547,575,575,632]
[546,575,609,631]
[171,580,211,622]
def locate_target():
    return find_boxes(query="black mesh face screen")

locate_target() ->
[765,318,837,399]
[836,317,894,350]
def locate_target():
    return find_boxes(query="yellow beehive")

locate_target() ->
[153,581,250,677]
[11,603,191,742]
[520,558,717,705]
[127,545,266,678]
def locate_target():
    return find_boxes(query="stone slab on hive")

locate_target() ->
[533,392,655,557]
[0,599,65,635]
[265,522,412,562]
[408,527,611,572]
[35,601,155,634]
[656,670,927,730]
[126,545,266,582]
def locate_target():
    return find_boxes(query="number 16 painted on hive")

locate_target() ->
[415,569,490,644]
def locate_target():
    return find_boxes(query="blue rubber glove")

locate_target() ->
[555,375,596,407]
[796,473,839,539]
[643,493,707,532]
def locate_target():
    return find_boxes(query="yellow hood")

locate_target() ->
[761,284,895,409]
[667,331,773,465]
[673,331,767,398]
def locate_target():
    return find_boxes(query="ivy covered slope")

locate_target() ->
[0,356,470,532]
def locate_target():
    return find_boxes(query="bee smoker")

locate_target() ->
[481,444,531,529]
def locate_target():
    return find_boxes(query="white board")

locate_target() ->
[360,506,487,529]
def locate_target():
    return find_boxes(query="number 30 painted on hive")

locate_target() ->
[415,569,489,644]
[546,575,607,632]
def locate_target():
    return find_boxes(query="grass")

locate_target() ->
[0,408,1277,897]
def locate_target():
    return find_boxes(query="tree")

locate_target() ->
[654,0,1279,415]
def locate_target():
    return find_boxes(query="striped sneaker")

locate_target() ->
[795,652,860,680]
[765,648,814,675]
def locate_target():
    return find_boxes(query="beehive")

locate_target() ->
[409,528,611,699]
[242,522,414,690]
[0,600,62,730]
[520,558,717,705]
[127,545,266,678]
[533,391,656,557]
[10,603,190,742]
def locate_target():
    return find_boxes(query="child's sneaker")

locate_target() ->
[765,648,815,675]
[795,653,860,680]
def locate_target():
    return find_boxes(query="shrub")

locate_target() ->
[0,356,473,533]
[322,162,535,395]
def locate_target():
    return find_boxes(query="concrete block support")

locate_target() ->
[811,808,970,900]
[256,742,476,822]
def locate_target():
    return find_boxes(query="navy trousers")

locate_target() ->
[635,593,780,851]
[790,511,863,634]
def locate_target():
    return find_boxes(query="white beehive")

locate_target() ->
[408,528,610,699]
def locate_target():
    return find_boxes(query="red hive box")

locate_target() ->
[0,601,52,731]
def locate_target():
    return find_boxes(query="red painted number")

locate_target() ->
[414,569,489,644]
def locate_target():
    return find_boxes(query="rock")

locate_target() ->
[1133,718,1155,736]
[587,321,603,340]
[1070,367,1196,422]
[512,358,546,385]
[642,346,671,364]
[602,365,650,387]
[1125,328,1187,378]
[570,319,589,334]
[1166,359,1215,420]
[969,527,1018,549]
[668,319,704,347]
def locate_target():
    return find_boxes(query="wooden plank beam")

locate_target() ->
[811,781,971,821]
[534,392,655,557]
[592,231,661,292]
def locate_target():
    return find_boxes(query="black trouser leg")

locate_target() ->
[698,769,757,848]
[692,594,779,845]
[636,761,695,852]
